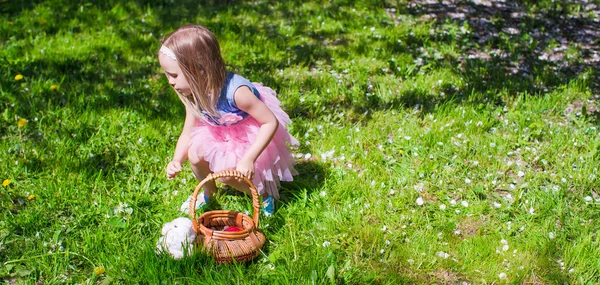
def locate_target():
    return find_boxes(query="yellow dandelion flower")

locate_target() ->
[94,266,105,275]
[2,179,11,187]
[15,74,23,81]
[8,21,14,25]
[28,194,36,200]
[40,19,47,25]
[399,150,405,155]
[17,118,27,127]
[50,84,59,90]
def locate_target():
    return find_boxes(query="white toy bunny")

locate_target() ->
[155,217,196,259]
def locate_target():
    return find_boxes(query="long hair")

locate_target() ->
[161,25,227,119]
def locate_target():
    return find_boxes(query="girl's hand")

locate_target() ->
[236,159,255,180]
[166,160,182,180]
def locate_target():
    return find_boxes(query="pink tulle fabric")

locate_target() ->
[189,83,299,199]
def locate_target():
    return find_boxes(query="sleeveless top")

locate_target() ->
[202,72,261,126]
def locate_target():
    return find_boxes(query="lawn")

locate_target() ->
[1,0,599,283]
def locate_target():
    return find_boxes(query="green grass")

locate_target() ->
[2,0,600,283]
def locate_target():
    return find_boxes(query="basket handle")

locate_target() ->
[189,169,261,233]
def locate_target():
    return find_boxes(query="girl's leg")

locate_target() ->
[218,174,274,216]
[217,177,255,197]
[218,176,270,199]
[188,146,217,198]
[189,145,267,199]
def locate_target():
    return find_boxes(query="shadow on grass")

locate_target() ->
[278,160,328,204]
[404,0,600,93]
[287,0,600,123]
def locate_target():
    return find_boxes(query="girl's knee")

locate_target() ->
[188,147,203,165]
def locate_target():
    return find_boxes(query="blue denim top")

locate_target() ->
[203,72,261,126]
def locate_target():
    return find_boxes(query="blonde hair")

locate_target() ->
[161,25,227,119]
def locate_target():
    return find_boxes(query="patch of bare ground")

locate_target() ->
[457,215,485,237]
[430,268,468,285]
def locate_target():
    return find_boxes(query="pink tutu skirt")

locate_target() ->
[189,83,299,199]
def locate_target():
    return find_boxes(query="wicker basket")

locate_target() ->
[189,170,266,263]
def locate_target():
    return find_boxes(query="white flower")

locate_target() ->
[407,259,414,265]
[584,196,593,202]
[320,149,335,161]
[461,201,469,207]
[548,232,555,239]
[464,178,471,184]
[416,197,424,206]
[414,183,424,192]
[322,241,330,247]
[450,199,457,206]
[502,245,509,251]
[498,272,507,279]
[493,202,501,208]
[114,202,132,215]
[320,191,326,197]
[439,204,446,210]
[304,153,312,160]
[436,251,449,259]
[517,171,525,177]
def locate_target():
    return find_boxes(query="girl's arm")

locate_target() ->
[234,86,279,179]
[166,108,196,179]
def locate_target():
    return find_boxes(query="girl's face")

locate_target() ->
[158,53,191,95]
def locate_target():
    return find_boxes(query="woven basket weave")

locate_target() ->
[189,170,266,263]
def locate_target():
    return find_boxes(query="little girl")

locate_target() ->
[158,25,298,216]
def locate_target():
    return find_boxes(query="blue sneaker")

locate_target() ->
[262,195,275,217]
[180,194,209,214]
